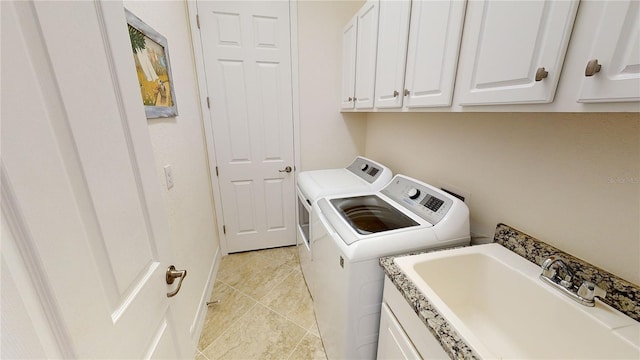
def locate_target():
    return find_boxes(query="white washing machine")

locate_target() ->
[311,174,470,359]
[296,157,392,298]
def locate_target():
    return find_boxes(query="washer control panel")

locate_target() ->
[381,176,454,225]
[346,157,384,184]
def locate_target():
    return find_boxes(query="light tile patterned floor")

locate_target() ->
[196,246,326,360]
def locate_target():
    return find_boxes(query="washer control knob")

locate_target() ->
[408,188,420,199]
[361,164,369,172]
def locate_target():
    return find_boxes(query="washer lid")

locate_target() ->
[297,169,369,202]
[330,195,419,235]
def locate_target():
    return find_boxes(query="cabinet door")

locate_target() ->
[373,0,411,109]
[404,0,466,108]
[577,0,640,103]
[341,16,358,110]
[457,0,579,105]
[354,0,379,109]
[377,303,422,360]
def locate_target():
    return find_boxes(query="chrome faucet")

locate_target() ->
[541,256,574,289]
[539,255,606,307]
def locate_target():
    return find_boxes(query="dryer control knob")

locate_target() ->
[408,188,420,199]
[361,164,369,172]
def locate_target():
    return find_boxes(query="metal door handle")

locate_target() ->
[278,166,292,173]
[166,265,187,298]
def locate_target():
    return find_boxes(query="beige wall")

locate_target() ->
[297,0,367,170]
[365,112,640,285]
[123,0,219,344]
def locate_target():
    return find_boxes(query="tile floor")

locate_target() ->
[196,246,327,360]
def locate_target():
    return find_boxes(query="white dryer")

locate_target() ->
[311,174,470,359]
[296,157,392,298]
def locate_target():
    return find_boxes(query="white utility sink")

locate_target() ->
[394,243,640,359]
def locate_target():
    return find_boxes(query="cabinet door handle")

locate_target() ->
[585,59,602,77]
[403,89,410,96]
[535,67,549,81]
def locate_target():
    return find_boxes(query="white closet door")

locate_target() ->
[197,1,296,253]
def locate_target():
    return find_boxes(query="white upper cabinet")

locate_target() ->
[456,0,579,105]
[354,0,380,109]
[403,0,466,108]
[373,0,411,109]
[374,0,466,109]
[576,0,640,103]
[341,17,358,110]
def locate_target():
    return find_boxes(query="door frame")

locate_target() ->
[186,0,301,256]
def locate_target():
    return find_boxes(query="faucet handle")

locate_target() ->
[541,256,575,289]
[577,281,606,301]
[541,256,558,278]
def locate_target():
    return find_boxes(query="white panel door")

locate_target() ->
[373,0,411,109]
[354,0,380,109]
[457,0,579,105]
[403,0,466,108]
[197,1,295,253]
[341,16,358,109]
[1,1,189,358]
[577,0,640,102]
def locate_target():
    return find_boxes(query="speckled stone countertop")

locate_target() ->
[379,223,640,359]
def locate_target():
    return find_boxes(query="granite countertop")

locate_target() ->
[379,223,640,360]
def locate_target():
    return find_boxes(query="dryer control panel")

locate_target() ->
[381,175,454,225]
[346,157,387,184]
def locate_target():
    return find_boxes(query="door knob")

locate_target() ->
[166,265,187,298]
[278,166,292,173]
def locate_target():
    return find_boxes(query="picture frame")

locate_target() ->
[125,8,178,118]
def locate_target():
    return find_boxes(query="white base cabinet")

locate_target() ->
[377,277,449,360]
[378,303,421,360]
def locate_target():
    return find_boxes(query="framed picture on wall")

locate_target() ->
[125,8,178,118]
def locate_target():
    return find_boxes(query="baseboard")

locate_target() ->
[189,246,222,348]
